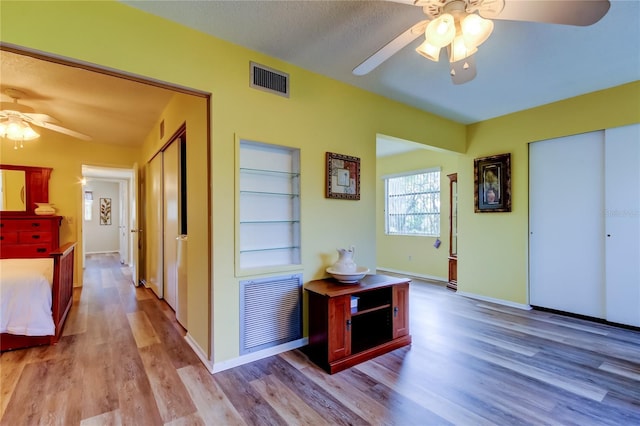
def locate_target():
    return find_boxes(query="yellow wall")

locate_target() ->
[0,133,140,284]
[376,148,460,280]
[139,93,210,354]
[459,82,640,304]
[1,1,465,365]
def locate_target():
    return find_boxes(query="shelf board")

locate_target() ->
[240,246,301,254]
[239,220,300,224]
[351,303,391,317]
[240,167,300,178]
[240,190,299,197]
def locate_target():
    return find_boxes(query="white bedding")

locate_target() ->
[0,258,55,336]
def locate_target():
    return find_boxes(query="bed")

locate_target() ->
[0,228,76,352]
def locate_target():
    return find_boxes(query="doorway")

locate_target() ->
[82,165,139,286]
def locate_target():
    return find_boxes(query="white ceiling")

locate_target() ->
[122,0,640,124]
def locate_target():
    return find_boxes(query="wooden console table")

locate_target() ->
[304,274,411,374]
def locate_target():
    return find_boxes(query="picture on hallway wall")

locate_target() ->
[474,153,511,213]
[100,198,112,225]
[326,152,360,200]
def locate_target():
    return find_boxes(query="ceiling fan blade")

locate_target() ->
[35,121,92,141]
[22,112,60,124]
[482,0,610,26]
[353,20,428,76]
[450,55,477,85]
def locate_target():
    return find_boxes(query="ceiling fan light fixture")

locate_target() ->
[0,116,40,142]
[416,40,441,62]
[461,13,494,48]
[424,13,456,47]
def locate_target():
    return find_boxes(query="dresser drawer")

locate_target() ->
[0,244,52,258]
[18,231,52,244]
[1,219,57,232]
[0,231,18,244]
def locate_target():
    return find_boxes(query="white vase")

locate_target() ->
[34,202,56,216]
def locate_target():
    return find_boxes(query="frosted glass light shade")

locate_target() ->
[0,117,39,141]
[416,40,441,62]
[461,13,494,48]
[449,35,478,63]
[425,14,456,48]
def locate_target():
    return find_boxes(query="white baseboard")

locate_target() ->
[456,290,532,311]
[184,333,214,373]
[212,337,308,374]
[375,267,447,284]
[85,250,119,255]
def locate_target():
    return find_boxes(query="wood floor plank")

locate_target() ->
[126,310,160,348]
[79,342,119,420]
[79,409,122,426]
[177,364,245,426]
[138,343,197,423]
[0,349,28,419]
[355,358,494,425]
[117,377,164,425]
[297,364,392,425]
[250,373,330,425]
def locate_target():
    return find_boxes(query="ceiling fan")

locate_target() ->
[353,0,611,84]
[0,88,91,148]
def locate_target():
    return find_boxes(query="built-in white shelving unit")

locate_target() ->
[238,140,301,273]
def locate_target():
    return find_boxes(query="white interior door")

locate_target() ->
[163,140,179,310]
[130,163,139,286]
[146,155,163,298]
[529,131,605,318]
[604,124,640,326]
[118,180,129,264]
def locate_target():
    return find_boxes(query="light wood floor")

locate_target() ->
[1,254,639,425]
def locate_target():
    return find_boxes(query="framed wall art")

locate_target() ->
[474,153,511,213]
[100,197,112,225]
[326,152,360,200]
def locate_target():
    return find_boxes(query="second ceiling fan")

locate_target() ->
[353,0,611,84]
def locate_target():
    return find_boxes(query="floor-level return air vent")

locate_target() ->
[240,273,302,355]
[250,62,289,98]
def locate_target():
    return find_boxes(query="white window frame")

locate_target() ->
[84,191,93,221]
[384,167,441,237]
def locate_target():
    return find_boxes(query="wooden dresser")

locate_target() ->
[0,215,63,258]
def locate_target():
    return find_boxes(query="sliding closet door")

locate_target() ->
[163,140,179,310]
[604,124,640,326]
[146,154,164,298]
[529,131,605,318]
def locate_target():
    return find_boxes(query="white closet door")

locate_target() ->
[604,124,640,326]
[146,155,164,298]
[163,140,180,310]
[529,131,605,318]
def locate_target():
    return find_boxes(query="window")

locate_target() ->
[84,191,93,221]
[384,168,440,236]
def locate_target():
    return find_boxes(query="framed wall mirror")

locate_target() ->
[0,164,52,215]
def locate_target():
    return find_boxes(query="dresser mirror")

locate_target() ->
[0,164,52,215]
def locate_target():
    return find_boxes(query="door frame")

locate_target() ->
[81,165,138,285]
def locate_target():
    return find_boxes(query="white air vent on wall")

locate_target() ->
[250,62,289,97]
[240,274,302,355]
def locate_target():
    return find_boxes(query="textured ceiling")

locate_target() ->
[122,0,640,124]
[0,50,175,146]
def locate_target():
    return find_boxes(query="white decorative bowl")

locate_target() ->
[326,266,370,284]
